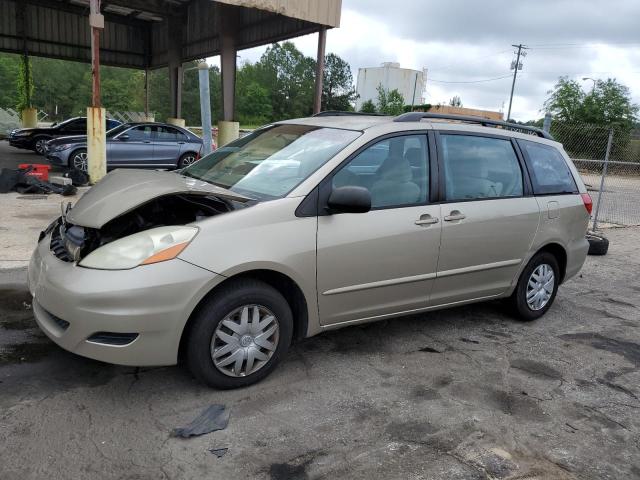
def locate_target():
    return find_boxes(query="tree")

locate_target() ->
[376,85,404,116]
[322,53,357,111]
[359,99,376,113]
[449,95,463,107]
[544,76,638,129]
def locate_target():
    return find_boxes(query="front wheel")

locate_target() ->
[69,149,88,172]
[185,279,293,389]
[34,137,50,155]
[509,252,560,321]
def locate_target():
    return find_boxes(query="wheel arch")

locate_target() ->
[537,242,568,283]
[178,268,309,362]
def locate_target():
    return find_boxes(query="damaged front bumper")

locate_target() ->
[28,234,221,366]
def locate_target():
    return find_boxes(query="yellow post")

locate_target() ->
[218,120,239,147]
[87,106,106,184]
[21,108,37,128]
[167,117,186,127]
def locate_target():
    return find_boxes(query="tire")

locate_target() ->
[69,149,88,172]
[586,233,609,255]
[185,279,293,389]
[33,136,50,155]
[177,152,198,169]
[509,252,560,321]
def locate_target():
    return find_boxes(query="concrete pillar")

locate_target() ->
[167,16,184,125]
[218,121,239,147]
[219,4,240,143]
[167,118,186,127]
[21,108,37,128]
[87,107,106,183]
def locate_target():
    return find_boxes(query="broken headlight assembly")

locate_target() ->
[79,226,198,270]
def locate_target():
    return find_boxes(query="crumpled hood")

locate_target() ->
[66,169,250,229]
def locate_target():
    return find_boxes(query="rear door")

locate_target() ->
[430,132,540,306]
[153,126,186,167]
[316,133,441,326]
[108,125,154,167]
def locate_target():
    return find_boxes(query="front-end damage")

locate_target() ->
[48,193,237,263]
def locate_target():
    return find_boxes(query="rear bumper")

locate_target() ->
[28,235,221,366]
[564,236,589,282]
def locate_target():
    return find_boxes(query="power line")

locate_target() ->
[428,74,512,84]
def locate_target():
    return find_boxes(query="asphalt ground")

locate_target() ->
[1,227,639,479]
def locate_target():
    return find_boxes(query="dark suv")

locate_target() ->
[8,117,121,155]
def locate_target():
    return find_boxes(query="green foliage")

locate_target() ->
[0,44,356,126]
[449,95,462,107]
[16,55,34,112]
[376,85,405,116]
[544,76,638,130]
[403,103,431,113]
[359,99,376,113]
[322,53,357,111]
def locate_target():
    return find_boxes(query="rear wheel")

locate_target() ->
[178,152,198,169]
[34,137,50,155]
[70,149,88,172]
[509,252,560,321]
[185,279,293,389]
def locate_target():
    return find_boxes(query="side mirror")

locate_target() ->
[327,186,371,214]
[51,122,58,127]
[118,134,130,141]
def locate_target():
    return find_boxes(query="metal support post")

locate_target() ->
[592,129,614,231]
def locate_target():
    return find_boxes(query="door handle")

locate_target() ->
[444,210,466,222]
[415,215,439,226]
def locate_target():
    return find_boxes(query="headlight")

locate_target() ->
[52,144,72,152]
[79,226,198,270]
[14,131,33,137]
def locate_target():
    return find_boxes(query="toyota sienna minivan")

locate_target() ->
[29,112,591,389]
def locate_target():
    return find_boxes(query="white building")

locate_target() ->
[355,62,426,110]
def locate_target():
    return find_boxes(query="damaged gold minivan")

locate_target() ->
[29,113,591,388]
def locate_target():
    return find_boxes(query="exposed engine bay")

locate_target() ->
[48,194,236,262]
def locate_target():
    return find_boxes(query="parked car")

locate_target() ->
[45,122,203,171]
[8,117,122,155]
[28,112,591,389]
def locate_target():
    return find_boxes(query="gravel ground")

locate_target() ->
[0,227,639,479]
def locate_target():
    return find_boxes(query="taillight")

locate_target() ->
[581,193,593,215]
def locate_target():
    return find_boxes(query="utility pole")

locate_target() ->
[506,44,527,122]
[87,0,106,183]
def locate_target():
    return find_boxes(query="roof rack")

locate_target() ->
[312,110,389,117]
[393,112,554,140]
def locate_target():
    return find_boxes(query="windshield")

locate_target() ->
[107,124,131,138]
[181,124,361,200]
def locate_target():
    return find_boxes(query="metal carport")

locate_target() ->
[0,0,342,181]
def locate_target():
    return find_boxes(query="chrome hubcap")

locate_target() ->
[211,305,279,377]
[526,263,555,311]
[73,152,88,171]
[181,155,196,166]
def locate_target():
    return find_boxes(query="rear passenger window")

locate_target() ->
[520,140,577,195]
[441,135,523,201]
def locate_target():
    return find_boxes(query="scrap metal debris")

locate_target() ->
[171,404,230,438]
[209,447,228,458]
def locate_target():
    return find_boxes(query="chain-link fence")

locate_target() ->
[550,121,640,228]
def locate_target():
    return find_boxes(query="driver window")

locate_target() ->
[333,135,428,208]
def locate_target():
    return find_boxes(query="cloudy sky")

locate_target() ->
[233,0,640,121]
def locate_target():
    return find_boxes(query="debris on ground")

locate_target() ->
[0,166,76,196]
[208,447,228,458]
[170,404,230,438]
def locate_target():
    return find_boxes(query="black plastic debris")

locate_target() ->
[171,404,230,438]
[64,168,90,187]
[209,448,228,458]
[0,167,76,196]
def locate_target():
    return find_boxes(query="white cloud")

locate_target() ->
[214,0,640,121]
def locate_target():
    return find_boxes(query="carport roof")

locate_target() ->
[0,0,341,69]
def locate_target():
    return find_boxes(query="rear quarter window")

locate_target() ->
[520,140,578,195]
